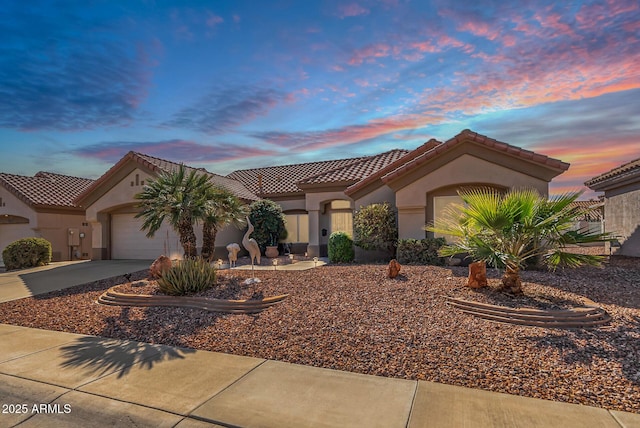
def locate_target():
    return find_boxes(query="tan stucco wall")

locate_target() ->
[353,185,395,209]
[603,183,640,257]
[394,154,549,239]
[1,187,88,262]
[0,188,37,223]
[277,198,306,213]
[85,168,154,222]
[35,212,91,261]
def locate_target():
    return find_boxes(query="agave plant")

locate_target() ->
[426,187,608,293]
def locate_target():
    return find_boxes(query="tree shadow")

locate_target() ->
[519,314,640,386]
[59,310,195,379]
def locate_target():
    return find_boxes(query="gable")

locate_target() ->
[383,136,567,192]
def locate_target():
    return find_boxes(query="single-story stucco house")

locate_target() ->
[74,129,570,261]
[586,157,640,257]
[0,172,94,265]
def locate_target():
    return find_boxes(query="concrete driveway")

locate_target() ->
[0,260,152,303]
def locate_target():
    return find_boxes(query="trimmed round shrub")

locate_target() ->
[2,237,52,271]
[353,202,397,256]
[328,232,354,263]
[396,238,446,265]
[156,257,217,295]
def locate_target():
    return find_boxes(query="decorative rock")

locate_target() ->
[467,261,487,288]
[149,255,172,279]
[387,259,401,278]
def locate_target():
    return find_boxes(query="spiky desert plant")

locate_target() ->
[156,257,216,295]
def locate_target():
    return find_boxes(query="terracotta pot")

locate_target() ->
[265,246,279,258]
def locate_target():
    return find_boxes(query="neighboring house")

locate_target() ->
[74,151,259,260]
[585,157,640,257]
[72,129,570,261]
[567,200,604,236]
[0,172,94,265]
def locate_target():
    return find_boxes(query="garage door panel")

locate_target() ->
[111,214,184,260]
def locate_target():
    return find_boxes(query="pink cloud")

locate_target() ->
[337,3,370,19]
[348,43,391,65]
[206,13,223,27]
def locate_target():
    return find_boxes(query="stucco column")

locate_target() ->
[306,209,320,257]
[90,213,109,260]
[397,206,426,240]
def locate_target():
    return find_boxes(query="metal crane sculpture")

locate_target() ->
[242,216,262,288]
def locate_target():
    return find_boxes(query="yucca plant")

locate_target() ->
[156,257,217,295]
[426,187,609,293]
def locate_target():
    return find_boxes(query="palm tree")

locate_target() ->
[135,165,212,258]
[200,187,248,261]
[426,187,608,293]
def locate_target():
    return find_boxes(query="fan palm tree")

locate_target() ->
[135,165,212,258]
[200,187,248,261]
[426,187,608,293]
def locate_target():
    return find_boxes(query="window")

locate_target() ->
[331,212,353,237]
[284,214,309,243]
[433,195,464,241]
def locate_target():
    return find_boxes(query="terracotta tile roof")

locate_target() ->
[381,129,570,184]
[345,139,441,196]
[227,156,370,196]
[76,152,259,204]
[585,157,640,190]
[568,200,604,221]
[298,149,410,187]
[0,171,94,209]
[133,153,259,201]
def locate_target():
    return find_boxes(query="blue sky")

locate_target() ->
[1,0,639,198]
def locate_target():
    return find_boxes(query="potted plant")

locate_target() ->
[265,233,280,258]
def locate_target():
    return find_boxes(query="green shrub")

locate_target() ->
[248,199,287,252]
[2,238,52,270]
[353,202,397,256]
[396,238,446,265]
[328,232,354,263]
[156,257,217,295]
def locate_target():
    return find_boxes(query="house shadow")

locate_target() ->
[18,260,152,300]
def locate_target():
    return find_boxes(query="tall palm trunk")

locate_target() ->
[501,264,522,294]
[201,222,217,262]
[178,217,198,258]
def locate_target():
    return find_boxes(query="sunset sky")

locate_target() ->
[1,0,638,199]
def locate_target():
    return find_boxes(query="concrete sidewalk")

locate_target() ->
[0,260,153,303]
[1,324,638,428]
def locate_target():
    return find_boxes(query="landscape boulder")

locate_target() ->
[467,261,487,288]
[150,255,172,279]
[387,259,401,279]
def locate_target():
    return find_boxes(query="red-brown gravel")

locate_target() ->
[0,256,639,413]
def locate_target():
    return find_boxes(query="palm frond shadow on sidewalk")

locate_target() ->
[58,335,195,379]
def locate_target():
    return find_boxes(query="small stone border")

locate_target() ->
[97,286,288,314]
[446,297,611,328]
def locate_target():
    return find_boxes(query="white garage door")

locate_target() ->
[0,223,35,265]
[111,213,184,260]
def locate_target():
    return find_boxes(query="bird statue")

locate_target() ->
[242,216,261,265]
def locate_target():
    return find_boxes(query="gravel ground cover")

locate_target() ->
[0,254,639,413]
